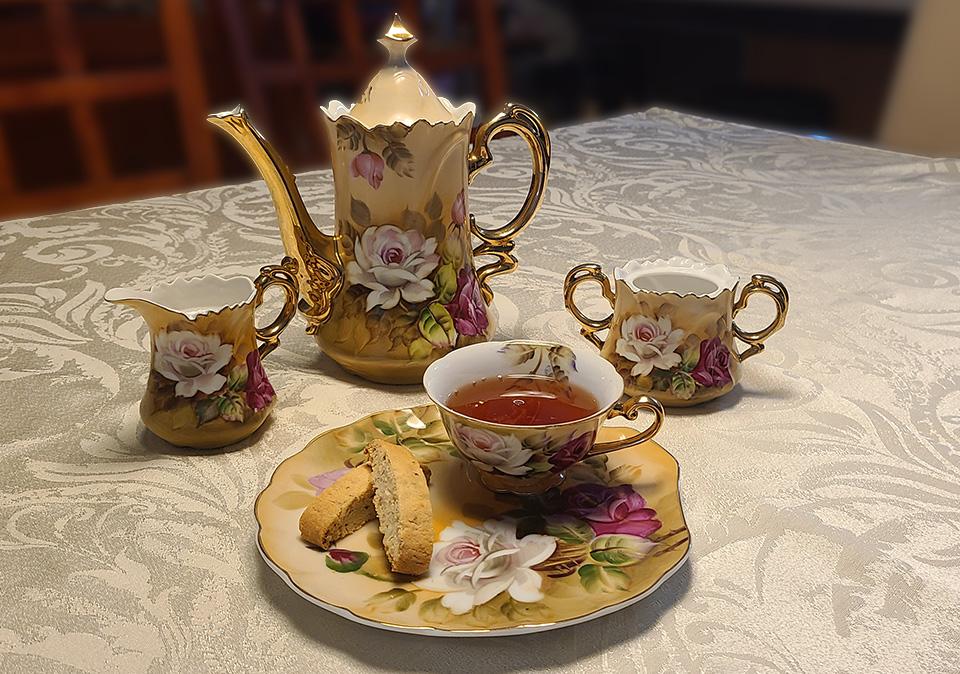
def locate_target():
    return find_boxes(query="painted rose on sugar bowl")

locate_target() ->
[565,257,789,406]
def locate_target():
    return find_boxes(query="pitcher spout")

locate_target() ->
[103,288,154,314]
[208,107,343,330]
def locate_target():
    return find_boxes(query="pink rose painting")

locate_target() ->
[244,350,275,412]
[548,432,595,470]
[451,189,466,227]
[350,151,385,189]
[690,337,732,388]
[561,483,661,538]
[445,268,488,337]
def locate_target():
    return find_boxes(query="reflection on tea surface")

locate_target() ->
[446,374,598,425]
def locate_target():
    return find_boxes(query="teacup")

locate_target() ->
[564,257,788,406]
[423,339,665,494]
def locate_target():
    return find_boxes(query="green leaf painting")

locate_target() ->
[417,303,456,347]
[350,197,371,227]
[544,515,596,545]
[578,564,630,593]
[589,535,655,567]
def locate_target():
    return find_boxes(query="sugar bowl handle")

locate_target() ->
[254,256,300,359]
[588,396,665,456]
[468,103,551,303]
[563,263,616,349]
[732,274,789,361]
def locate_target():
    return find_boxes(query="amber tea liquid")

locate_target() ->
[447,375,599,425]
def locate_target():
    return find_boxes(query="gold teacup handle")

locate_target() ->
[588,396,665,456]
[468,103,551,303]
[254,256,300,359]
[732,274,789,361]
[563,263,616,349]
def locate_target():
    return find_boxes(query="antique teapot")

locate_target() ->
[210,16,550,384]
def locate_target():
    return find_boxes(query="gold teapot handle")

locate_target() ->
[468,103,551,303]
[254,257,300,359]
[563,263,616,349]
[732,274,789,361]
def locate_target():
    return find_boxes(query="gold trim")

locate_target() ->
[254,404,691,635]
[384,14,415,42]
[732,274,789,361]
[468,103,551,304]
[563,263,617,349]
[208,107,343,330]
[589,396,665,455]
[253,257,300,359]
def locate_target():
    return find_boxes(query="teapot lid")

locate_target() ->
[325,15,473,127]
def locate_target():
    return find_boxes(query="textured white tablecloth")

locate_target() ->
[1,108,958,673]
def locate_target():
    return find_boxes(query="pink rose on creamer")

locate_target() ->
[690,337,732,388]
[562,483,661,538]
[451,189,466,227]
[445,268,488,337]
[244,350,274,412]
[350,151,384,189]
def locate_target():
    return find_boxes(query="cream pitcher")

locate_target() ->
[105,259,299,448]
[209,16,551,384]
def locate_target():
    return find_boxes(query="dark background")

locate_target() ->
[0,0,916,218]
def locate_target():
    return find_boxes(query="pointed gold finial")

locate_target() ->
[378,14,416,66]
[384,14,415,42]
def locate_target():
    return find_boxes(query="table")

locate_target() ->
[2,108,958,672]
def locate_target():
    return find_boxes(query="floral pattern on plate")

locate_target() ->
[255,404,689,636]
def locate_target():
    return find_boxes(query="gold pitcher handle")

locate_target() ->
[732,274,789,361]
[588,396,665,456]
[254,257,300,359]
[563,264,616,349]
[467,103,551,303]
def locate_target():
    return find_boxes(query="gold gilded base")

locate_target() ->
[624,382,735,407]
[141,399,272,449]
[474,467,565,495]
[317,339,429,385]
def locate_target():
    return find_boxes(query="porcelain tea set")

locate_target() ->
[106,17,788,483]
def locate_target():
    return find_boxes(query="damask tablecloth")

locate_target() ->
[1,108,958,673]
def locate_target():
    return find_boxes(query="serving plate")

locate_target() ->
[255,404,690,636]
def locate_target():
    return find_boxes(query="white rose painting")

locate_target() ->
[414,520,556,615]
[346,224,440,311]
[153,330,233,397]
[615,314,685,376]
[453,424,532,475]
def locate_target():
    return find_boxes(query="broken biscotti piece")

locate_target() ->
[365,439,433,575]
[299,465,376,549]
[298,460,432,550]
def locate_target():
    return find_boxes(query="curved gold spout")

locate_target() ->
[208,107,342,331]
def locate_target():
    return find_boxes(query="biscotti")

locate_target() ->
[365,439,433,575]
[299,465,376,549]
[299,461,432,550]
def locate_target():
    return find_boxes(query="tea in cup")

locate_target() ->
[423,340,665,494]
[564,257,788,406]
